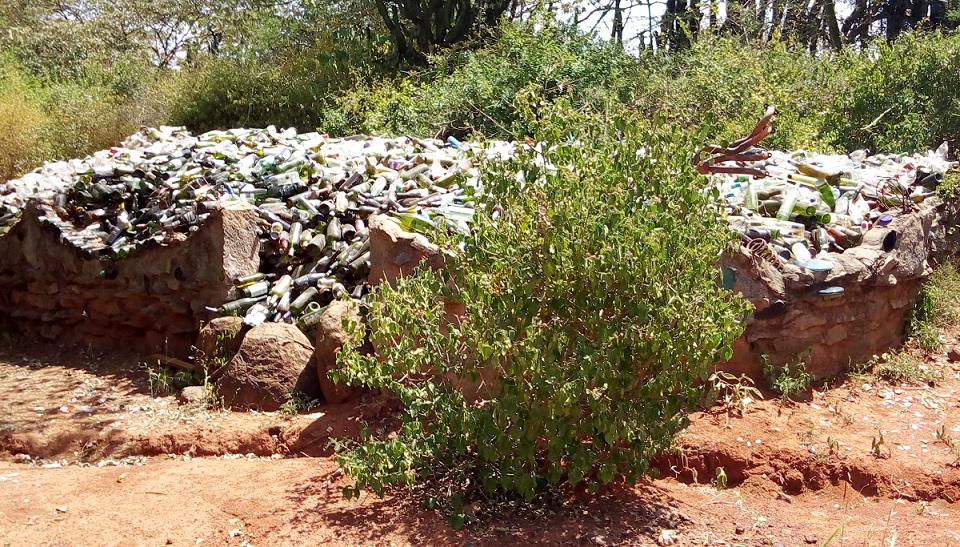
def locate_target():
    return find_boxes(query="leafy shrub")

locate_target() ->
[331,103,748,522]
[36,81,165,161]
[352,16,639,139]
[907,259,960,351]
[167,18,385,134]
[0,57,47,181]
[826,31,960,154]
[0,53,170,182]
[633,35,850,152]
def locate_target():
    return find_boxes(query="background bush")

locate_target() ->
[4,19,959,184]
[632,36,852,152]
[0,53,169,182]
[349,18,639,139]
[825,31,960,154]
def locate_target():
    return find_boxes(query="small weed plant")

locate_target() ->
[871,429,889,459]
[147,324,237,402]
[704,370,763,416]
[712,467,728,490]
[828,401,854,427]
[331,106,748,525]
[148,365,213,399]
[826,436,840,455]
[280,391,314,416]
[147,367,169,396]
[761,355,813,403]
[907,260,960,352]
[935,425,960,467]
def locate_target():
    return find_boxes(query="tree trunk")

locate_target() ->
[823,0,843,49]
[612,0,624,47]
[886,0,907,41]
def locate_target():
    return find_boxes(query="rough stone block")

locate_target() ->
[86,298,122,317]
[216,323,321,411]
[27,281,58,295]
[315,300,362,404]
[824,324,848,346]
[368,214,446,287]
[20,292,58,311]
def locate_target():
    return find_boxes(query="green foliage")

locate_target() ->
[352,17,639,139]
[826,31,960,154]
[0,53,171,182]
[6,12,960,179]
[331,104,748,514]
[871,429,888,458]
[938,172,960,201]
[167,12,389,134]
[280,391,315,415]
[712,467,728,489]
[908,260,960,352]
[633,35,850,152]
[873,352,942,386]
[0,55,46,181]
[762,355,813,403]
[148,367,199,397]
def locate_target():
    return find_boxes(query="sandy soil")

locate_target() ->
[0,337,958,546]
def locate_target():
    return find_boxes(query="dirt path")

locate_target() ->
[1,457,956,546]
[0,341,958,545]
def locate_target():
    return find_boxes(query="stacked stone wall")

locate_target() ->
[0,200,260,357]
[0,197,948,383]
[721,202,941,379]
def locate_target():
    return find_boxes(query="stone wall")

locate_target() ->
[0,195,944,385]
[719,202,940,380]
[0,200,260,357]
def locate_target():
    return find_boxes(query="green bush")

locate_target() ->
[331,103,748,523]
[826,31,960,154]
[633,36,851,152]
[352,17,639,139]
[0,56,47,181]
[907,260,960,351]
[0,53,171,182]
[167,19,385,135]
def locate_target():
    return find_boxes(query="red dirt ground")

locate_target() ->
[0,334,958,546]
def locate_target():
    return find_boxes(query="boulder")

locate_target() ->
[315,300,363,404]
[215,322,321,411]
[195,316,247,364]
[368,215,446,287]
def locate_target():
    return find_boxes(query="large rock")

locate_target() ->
[368,215,446,287]
[315,300,363,404]
[215,322,321,411]
[195,316,247,365]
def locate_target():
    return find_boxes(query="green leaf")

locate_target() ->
[447,513,466,530]
[598,462,616,484]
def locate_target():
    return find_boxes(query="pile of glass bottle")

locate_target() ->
[0,126,510,330]
[715,144,954,270]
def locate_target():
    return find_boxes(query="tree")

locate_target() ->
[0,0,278,73]
[373,0,513,63]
